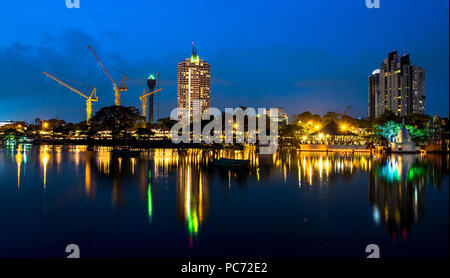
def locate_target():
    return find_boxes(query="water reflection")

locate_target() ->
[40,146,50,189]
[15,145,23,189]
[5,146,448,249]
[370,154,449,241]
[176,162,209,246]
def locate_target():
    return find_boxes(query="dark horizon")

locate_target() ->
[0,0,448,123]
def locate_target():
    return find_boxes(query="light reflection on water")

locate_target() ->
[1,145,448,257]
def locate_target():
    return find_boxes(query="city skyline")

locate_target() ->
[0,0,448,123]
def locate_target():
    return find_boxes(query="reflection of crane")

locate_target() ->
[88,45,127,106]
[42,72,98,124]
[140,88,162,121]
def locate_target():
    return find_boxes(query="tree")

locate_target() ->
[91,106,140,139]
[374,110,400,125]
[156,117,177,131]
[374,121,430,145]
[294,111,313,123]
[323,112,340,123]
[374,121,401,143]
[405,113,432,129]
[405,125,429,145]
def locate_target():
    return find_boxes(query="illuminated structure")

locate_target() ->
[391,121,417,152]
[264,107,289,125]
[146,75,157,124]
[140,75,162,125]
[368,69,380,119]
[42,72,98,124]
[374,50,425,117]
[177,44,211,119]
[89,45,128,106]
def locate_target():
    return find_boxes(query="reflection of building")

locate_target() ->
[375,50,425,117]
[177,44,211,119]
[369,155,425,240]
[176,161,209,244]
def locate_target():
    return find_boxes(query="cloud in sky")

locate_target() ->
[0,0,448,122]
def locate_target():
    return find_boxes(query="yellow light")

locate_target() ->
[341,125,347,131]
[233,123,238,129]
[302,136,307,140]
[315,125,320,130]
[318,133,324,139]
[43,122,49,128]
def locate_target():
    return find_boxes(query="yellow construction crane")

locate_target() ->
[42,72,98,125]
[88,45,127,106]
[140,88,163,120]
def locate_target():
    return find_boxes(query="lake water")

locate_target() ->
[0,145,448,258]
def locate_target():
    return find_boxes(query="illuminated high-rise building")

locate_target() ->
[373,50,425,117]
[368,69,380,119]
[177,44,211,119]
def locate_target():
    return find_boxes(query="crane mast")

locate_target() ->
[140,88,162,123]
[42,72,98,124]
[88,45,127,106]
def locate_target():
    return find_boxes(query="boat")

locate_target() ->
[111,149,141,157]
[212,158,250,167]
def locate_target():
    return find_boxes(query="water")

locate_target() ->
[0,145,448,258]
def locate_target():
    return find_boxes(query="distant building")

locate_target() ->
[265,108,288,125]
[0,121,15,127]
[368,69,380,119]
[147,75,156,124]
[371,50,425,118]
[177,44,211,120]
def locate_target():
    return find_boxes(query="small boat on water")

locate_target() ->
[213,158,250,167]
[111,149,141,157]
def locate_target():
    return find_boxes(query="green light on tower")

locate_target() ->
[190,55,200,63]
[148,74,155,80]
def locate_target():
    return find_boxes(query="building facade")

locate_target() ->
[265,107,289,126]
[371,50,425,118]
[177,45,211,119]
[368,69,380,119]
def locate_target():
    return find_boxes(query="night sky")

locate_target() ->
[0,0,448,123]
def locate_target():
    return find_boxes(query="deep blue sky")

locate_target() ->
[0,0,448,123]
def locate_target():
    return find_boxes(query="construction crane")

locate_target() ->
[88,45,127,106]
[343,105,352,116]
[140,88,162,122]
[42,72,98,125]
